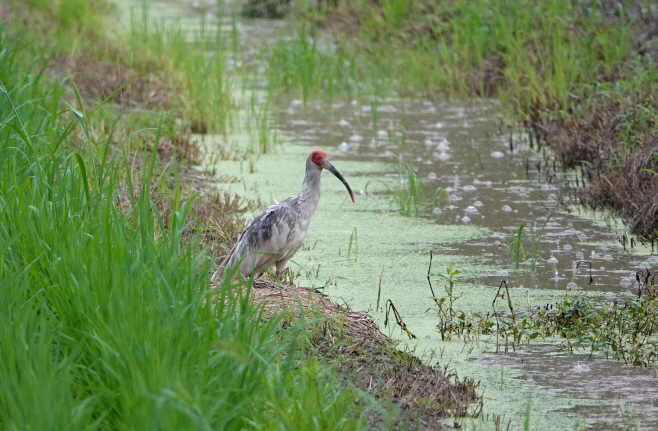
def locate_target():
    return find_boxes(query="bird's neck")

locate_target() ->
[300,163,322,211]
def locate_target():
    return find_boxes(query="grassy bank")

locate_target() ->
[0,0,483,428]
[256,0,658,241]
[0,36,372,430]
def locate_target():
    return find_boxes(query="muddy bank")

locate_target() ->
[235,280,480,430]
[529,99,658,242]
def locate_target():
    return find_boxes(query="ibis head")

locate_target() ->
[309,150,355,203]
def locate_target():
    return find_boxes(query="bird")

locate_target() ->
[219,150,355,281]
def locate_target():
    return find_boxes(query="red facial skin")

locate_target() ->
[310,150,355,203]
[311,150,327,167]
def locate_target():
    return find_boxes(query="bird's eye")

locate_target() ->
[315,155,319,160]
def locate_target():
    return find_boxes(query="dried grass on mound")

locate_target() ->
[51,54,170,109]
[582,146,658,239]
[531,100,658,241]
[228,279,480,430]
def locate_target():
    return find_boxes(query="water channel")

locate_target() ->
[117,2,658,429]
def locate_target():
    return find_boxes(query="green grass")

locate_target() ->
[269,0,651,120]
[0,36,369,429]
[127,6,233,135]
[396,154,423,217]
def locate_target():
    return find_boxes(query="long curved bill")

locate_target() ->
[324,161,355,203]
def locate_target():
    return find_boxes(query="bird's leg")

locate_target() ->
[275,260,291,287]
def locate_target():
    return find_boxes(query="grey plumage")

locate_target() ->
[219,150,354,280]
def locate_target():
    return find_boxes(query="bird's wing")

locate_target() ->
[223,198,302,275]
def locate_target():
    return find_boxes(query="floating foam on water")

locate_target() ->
[291,99,303,106]
[465,206,478,213]
[639,261,651,270]
[462,185,477,191]
[547,256,558,264]
[338,119,350,127]
[427,172,437,180]
[566,282,578,290]
[496,270,509,277]
[541,184,550,191]
[449,194,462,201]
[501,205,513,212]
[437,139,451,150]
[573,361,591,373]
[349,134,363,142]
[491,151,505,158]
[474,200,483,207]
[620,277,632,286]
[377,130,388,138]
[576,251,584,260]
[603,254,613,261]
[432,207,441,215]
[461,216,471,223]
[547,193,558,201]
[338,142,350,152]
[563,244,572,251]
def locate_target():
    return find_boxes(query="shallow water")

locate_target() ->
[117,2,658,429]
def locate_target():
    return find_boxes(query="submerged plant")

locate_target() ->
[426,243,658,366]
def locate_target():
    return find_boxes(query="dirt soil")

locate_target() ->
[244,280,481,430]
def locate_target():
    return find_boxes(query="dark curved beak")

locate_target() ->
[324,161,355,203]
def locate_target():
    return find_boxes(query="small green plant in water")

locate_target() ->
[396,154,423,217]
[427,254,465,340]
